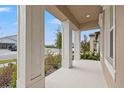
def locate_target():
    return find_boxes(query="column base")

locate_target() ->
[62,60,73,68]
[17,77,45,88]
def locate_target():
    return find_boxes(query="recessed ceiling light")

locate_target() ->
[86,14,91,18]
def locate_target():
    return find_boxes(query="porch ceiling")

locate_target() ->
[45,5,103,31]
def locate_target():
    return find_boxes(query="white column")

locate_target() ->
[17,5,45,88]
[74,31,80,60]
[62,20,72,68]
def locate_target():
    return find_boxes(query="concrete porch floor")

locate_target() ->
[45,60,108,88]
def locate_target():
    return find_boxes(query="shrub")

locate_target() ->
[45,63,48,75]
[0,65,13,87]
[80,52,100,61]
[10,65,17,88]
[52,55,61,69]
[0,64,17,88]
[45,51,61,76]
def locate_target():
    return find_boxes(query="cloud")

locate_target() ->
[49,19,61,25]
[0,7,11,12]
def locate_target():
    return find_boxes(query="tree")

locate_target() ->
[55,26,62,55]
[81,35,90,53]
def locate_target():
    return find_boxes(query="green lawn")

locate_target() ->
[0,59,17,64]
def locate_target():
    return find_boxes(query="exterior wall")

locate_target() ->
[89,35,95,52]
[0,35,17,49]
[115,6,124,87]
[0,43,15,49]
[101,62,116,87]
[101,5,117,87]
[96,34,100,53]
[89,33,100,53]
[98,13,104,62]
[102,5,124,88]
[0,35,17,44]
[98,10,116,87]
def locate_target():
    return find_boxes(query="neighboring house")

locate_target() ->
[0,35,17,49]
[89,31,100,53]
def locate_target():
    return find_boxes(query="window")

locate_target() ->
[110,30,113,58]
[104,5,116,80]
[110,6,113,28]
[109,6,114,59]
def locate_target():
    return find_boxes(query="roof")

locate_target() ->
[89,33,95,36]
[0,35,17,44]
[89,31,100,37]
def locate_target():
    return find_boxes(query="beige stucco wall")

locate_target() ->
[101,5,124,88]
[115,6,124,88]
[89,35,95,52]
[100,6,116,87]
[101,63,116,87]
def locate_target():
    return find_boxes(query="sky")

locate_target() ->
[0,5,17,37]
[0,5,100,45]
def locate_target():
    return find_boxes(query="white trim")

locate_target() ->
[113,5,116,70]
[104,58,115,80]
[104,5,116,81]
[108,5,116,69]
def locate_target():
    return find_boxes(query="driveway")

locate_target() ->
[0,49,17,60]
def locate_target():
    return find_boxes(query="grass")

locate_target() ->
[0,67,3,72]
[0,59,17,64]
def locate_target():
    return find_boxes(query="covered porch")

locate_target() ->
[17,5,105,88]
